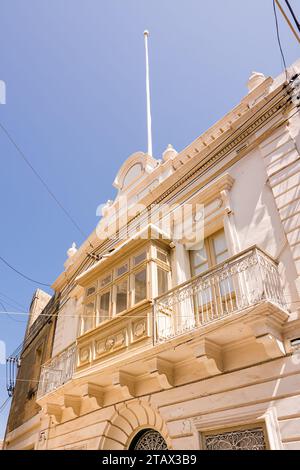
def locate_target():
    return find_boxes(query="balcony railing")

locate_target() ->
[153,246,287,343]
[37,247,287,399]
[37,343,76,398]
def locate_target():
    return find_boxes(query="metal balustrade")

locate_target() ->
[37,343,76,398]
[153,246,287,343]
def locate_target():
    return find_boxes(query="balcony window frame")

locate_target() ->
[190,228,229,276]
[80,244,164,335]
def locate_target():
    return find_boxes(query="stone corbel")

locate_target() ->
[146,357,174,389]
[80,383,105,408]
[64,394,82,417]
[44,403,63,424]
[220,189,232,215]
[190,339,223,376]
[112,371,136,399]
[246,316,286,359]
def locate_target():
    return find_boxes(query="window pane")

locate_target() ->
[98,291,110,323]
[116,264,128,278]
[212,231,228,264]
[157,268,168,296]
[116,280,128,314]
[86,286,96,296]
[133,251,146,266]
[194,262,209,275]
[215,250,228,264]
[157,250,168,263]
[82,303,94,333]
[191,245,208,275]
[192,245,207,265]
[134,269,147,303]
[100,274,111,287]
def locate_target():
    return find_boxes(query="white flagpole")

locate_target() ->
[144,30,153,156]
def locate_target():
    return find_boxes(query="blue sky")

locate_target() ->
[0,0,299,439]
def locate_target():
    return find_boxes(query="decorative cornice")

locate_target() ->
[53,81,291,294]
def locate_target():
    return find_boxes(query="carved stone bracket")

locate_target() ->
[80,383,105,408]
[44,403,63,424]
[112,371,136,399]
[146,357,174,389]
[190,339,223,376]
[245,314,286,359]
[64,394,82,417]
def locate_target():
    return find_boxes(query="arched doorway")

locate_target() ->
[129,428,168,450]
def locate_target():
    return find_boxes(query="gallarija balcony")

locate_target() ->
[37,246,289,410]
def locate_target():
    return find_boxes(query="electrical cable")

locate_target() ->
[273,0,288,81]
[0,291,26,310]
[5,79,298,356]
[0,397,10,414]
[0,301,27,323]
[275,0,300,43]
[0,120,92,244]
[284,0,300,33]
[0,254,51,287]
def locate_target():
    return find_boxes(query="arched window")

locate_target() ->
[129,428,167,450]
[123,163,143,188]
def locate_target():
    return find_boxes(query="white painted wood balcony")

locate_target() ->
[37,246,288,405]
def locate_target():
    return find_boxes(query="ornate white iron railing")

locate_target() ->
[37,343,76,398]
[153,246,286,343]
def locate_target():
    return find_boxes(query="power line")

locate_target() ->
[0,291,26,310]
[0,254,51,287]
[0,301,27,323]
[273,0,288,81]
[0,120,90,242]
[0,397,10,414]
[275,0,300,43]
[284,0,300,33]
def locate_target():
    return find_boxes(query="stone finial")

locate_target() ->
[247,72,266,93]
[162,144,178,162]
[67,242,77,259]
[101,199,113,217]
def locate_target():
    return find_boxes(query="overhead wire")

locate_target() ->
[275,0,300,43]
[0,291,26,310]
[273,0,288,81]
[0,301,27,323]
[284,0,300,33]
[0,254,51,287]
[4,73,299,358]
[0,397,10,414]
[0,118,95,287]
[0,121,90,243]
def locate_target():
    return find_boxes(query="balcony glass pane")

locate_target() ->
[133,251,146,266]
[157,249,168,263]
[116,280,128,313]
[99,274,112,287]
[98,291,110,323]
[86,286,96,296]
[157,267,168,296]
[82,302,94,333]
[134,269,147,303]
[116,263,128,278]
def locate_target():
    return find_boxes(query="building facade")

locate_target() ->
[4,61,300,450]
[4,291,58,449]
